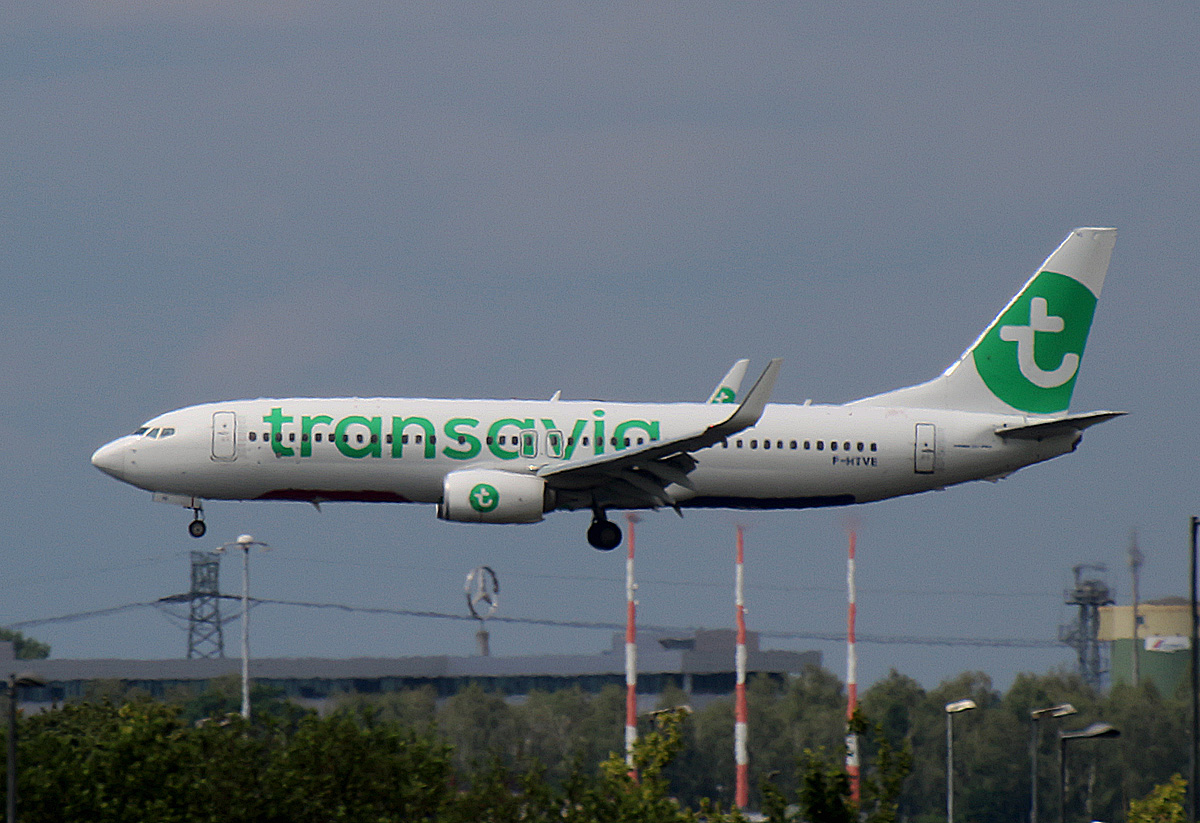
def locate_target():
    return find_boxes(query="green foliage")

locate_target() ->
[0,628,50,659]
[797,748,854,823]
[5,699,454,823]
[1129,774,1187,823]
[1,663,1192,820]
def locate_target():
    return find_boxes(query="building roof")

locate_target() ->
[2,630,819,703]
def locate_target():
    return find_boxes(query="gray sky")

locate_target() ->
[3,2,1198,690]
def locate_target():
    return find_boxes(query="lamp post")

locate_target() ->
[1030,704,1076,823]
[216,534,270,721]
[1059,722,1120,823]
[945,698,977,823]
[7,671,46,823]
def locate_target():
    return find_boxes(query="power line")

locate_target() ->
[279,556,1055,600]
[3,596,1065,651]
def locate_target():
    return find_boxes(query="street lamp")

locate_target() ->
[7,670,46,823]
[945,698,977,823]
[1059,722,1120,823]
[216,534,270,721]
[1030,703,1077,823]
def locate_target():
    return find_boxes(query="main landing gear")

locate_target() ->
[587,512,622,551]
[187,503,206,538]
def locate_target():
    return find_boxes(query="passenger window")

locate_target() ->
[844,442,851,451]
[249,432,257,441]
[817,441,824,450]
[520,430,537,458]
[870,443,877,452]
[289,433,296,442]
[750,440,757,449]
[414,435,422,444]
[624,437,631,447]
[736,440,743,448]
[637,438,644,445]
[857,442,864,452]
[831,441,838,451]
[763,440,770,450]
[401,435,409,444]
[301,433,309,442]
[315,433,322,442]
[499,436,506,445]
[582,437,590,446]
[384,434,391,444]
[547,431,564,458]
[356,434,364,444]
[722,440,728,448]
[790,440,797,449]
[275,433,283,442]
[803,441,810,450]
[371,434,378,444]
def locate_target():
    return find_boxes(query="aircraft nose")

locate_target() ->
[91,439,128,480]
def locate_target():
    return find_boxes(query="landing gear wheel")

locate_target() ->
[587,519,622,551]
[188,519,207,538]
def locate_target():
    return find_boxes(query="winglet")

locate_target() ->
[706,359,750,404]
[712,358,782,436]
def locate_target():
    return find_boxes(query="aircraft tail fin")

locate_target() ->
[850,227,1116,415]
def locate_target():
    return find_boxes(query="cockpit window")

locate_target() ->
[159,428,175,438]
[147,428,161,439]
[134,427,149,436]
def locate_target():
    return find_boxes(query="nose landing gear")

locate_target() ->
[587,513,622,551]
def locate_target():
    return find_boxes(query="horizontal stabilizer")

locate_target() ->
[994,411,1126,440]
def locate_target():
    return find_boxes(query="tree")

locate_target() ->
[0,628,49,659]
[1128,774,1186,823]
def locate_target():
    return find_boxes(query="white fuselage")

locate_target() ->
[91,397,1077,512]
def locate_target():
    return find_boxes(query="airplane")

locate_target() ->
[92,227,1121,550]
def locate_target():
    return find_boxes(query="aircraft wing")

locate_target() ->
[994,410,1126,440]
[539,359,782,510]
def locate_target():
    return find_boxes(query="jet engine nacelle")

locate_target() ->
[437,469,550,524]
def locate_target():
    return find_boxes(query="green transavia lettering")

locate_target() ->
[261,408,660,461]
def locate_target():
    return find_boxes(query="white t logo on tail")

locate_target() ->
[998,297,1079,389]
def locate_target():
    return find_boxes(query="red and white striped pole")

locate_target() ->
[624,513,639,778]
[735,525,749,810]
[845,528,860,804]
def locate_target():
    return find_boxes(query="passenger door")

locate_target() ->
[914,423,935,474]
[212,411,237,461]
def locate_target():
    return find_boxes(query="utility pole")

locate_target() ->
[187,550,224,659]
[1128,531,1143,687]
[734,525,749,810]
[1190,516,1198,823]
[846,528,860,805]
[624,513,639,778]
[1059,564,1113,690]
